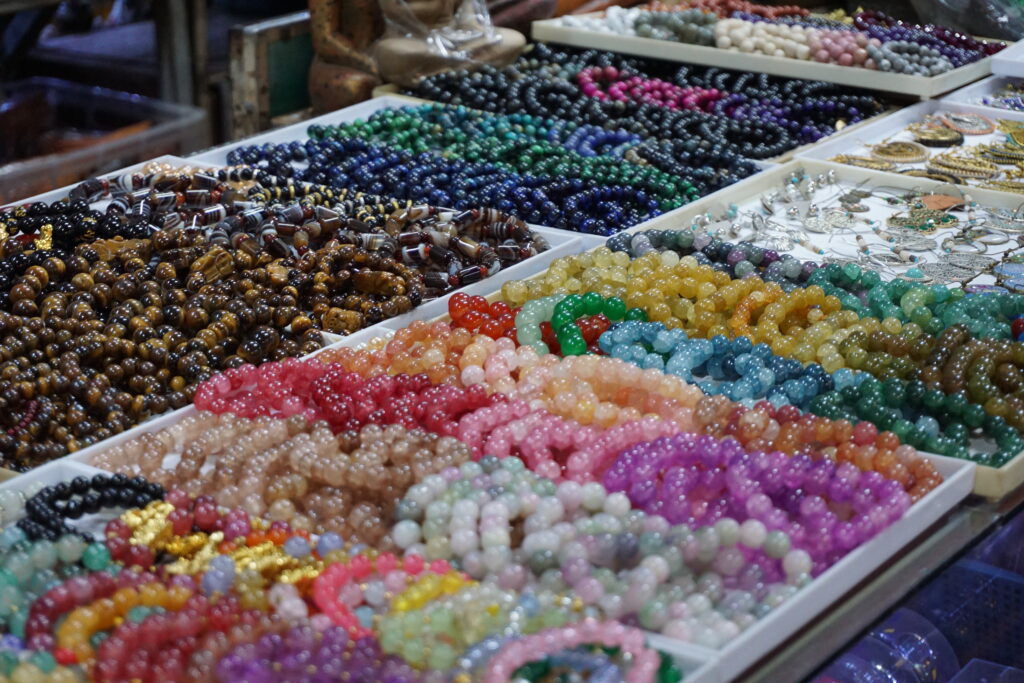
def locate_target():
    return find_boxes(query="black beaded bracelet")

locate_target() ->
[19,473,165,541]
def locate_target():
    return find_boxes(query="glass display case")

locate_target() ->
[813,505,1024,683]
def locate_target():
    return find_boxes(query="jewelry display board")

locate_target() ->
[18,314,976,683]
[531,14,1001,99]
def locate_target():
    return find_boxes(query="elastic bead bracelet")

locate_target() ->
[516,293,646,356]
[483,619,660,683]
[312,552,456,637]
[56,581,194,663]
[217,625,422,683]
[601,321,839,407]
[604,432,910,573]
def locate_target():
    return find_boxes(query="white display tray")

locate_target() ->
[940,74,1024,117]
[794,99,1024,192]
[991,38,1024,78]
[0,152,593,477]
[6,405,973,683]
[627,157,1024,284]
[531,15,997,99]
[189,95,432,165]
[0,154,202,209]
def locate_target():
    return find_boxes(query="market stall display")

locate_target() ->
[5,8,1024,681]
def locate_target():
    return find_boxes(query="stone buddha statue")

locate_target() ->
[308,0,525,111]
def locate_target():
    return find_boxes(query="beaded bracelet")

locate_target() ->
[24,570,159,652]
[95,413,472,543]
[810,376,1024,465]
[92,593,262,682]
[449,293,518,341]
[480,408,679,482]
[604,432,910,572]
[602,321,838,407]
[312,552,456,637]
[390,455,804,646]
[483,619,660,683]
[691,396,943,501]
[18,474,165,542]
[56,581,194,662]
[217,625,422,683]
[0,530,111,638]
[378,582,540,671]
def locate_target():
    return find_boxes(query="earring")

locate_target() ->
[941,236,987,254]
[920,262,974,284]
[887,208,959,233]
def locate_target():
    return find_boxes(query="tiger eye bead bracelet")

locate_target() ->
[0,167,546,468]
